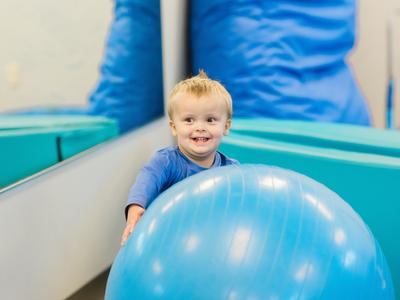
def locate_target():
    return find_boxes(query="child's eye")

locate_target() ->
[207,117,216,123]
[184,118,193,123]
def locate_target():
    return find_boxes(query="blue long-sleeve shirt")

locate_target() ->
[126,146,238,213]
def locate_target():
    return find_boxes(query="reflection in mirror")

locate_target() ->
[0,0,165,189]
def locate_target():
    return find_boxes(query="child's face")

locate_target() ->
[169,94,231,167]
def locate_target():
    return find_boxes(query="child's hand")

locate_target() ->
[121,204,145,246]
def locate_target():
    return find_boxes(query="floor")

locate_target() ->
[66,268,110,300]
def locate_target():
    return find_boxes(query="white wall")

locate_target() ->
[349,0,400,128]
[392,3,400,129]
[160,0,188,105]
[0,0,112,112]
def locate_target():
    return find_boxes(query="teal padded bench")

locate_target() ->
[0,115,118,188]
[231,118,400,157]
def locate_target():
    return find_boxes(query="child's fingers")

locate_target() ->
[120,230,127,246]
[121,224,134,246]
[121,210,144,246]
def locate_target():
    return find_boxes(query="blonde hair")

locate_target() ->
[167,70,233,120]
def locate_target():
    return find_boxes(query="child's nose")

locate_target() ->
[194,121,206,131]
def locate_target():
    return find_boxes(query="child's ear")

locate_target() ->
[223,118,232,135]
[169,120,177,136]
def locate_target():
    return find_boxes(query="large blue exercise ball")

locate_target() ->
[106,165,394,299]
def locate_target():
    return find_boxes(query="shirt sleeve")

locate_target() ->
[219,151,239,165]
[125,151,171,216]
[229,158,240,165]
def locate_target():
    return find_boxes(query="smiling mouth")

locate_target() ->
[192,137,210,143]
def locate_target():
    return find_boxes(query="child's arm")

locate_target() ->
[120,150,172,245]
[120,204,145,246]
